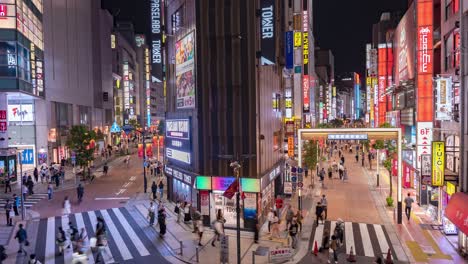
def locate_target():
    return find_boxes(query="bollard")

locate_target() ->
[179,241,183,256]
[196,247,199,262]
[252,251,255,264]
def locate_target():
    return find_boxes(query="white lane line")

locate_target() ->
[61,216,73,264]
[94,197,130,200]
[359,223,374,257]
[100,210,133,260]
[88,211,115,264]
[112,208,150,256]
[75,213,95,263]
[44,218,55,264]
[345,222,355,254]
[374,224,390,255]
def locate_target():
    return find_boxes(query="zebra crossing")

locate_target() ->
[31,207,166,264]
[312,220,398,260]
[0,193,48,209]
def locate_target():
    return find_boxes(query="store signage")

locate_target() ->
[285,31,294,69]
[212,177,236,191]
[294,32,301,47]
[150,0,163,83]
[446,182,456,196]
[403,162,411,188]
[270,247,293,262]
[8,104,33,122]
[284,182,292,194]
[416,122,433,168]
[303,75,310,113]
[328,134,368,140]
[145,48,152,127]
[165,119,191,164]
[195,176,212,190]
[394,3,416,85]
[432,141,444,186]
[401,108,414,126]
[200,191,210,215]
[260,0,275,65]
[285,121,294,136]
[21,149,34,165]
[241,178,260,193]
[287,137,294,157]
[176,32,196,108]
[421,154,431,176]
[445,192,468,236]
[0,110,6,133]
[416,0,433,122]
[435,78,453,121]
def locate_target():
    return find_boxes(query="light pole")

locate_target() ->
[17,151,25,220]
[230,161,242,264]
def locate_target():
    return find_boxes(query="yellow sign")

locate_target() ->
[446,182,456,195]
[303,32,309,65]
[432,142,445,186]
[294,32,302,47]
[288,137,294,157]
[332,87,336,97]
[366,77,371,86]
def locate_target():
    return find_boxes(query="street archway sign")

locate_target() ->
[297,128,403,224]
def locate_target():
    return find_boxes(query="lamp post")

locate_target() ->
[230,161,242,264]
[17,150,25,220]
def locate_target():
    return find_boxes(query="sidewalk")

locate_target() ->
[126,167,318,264]
[365,161,465,263]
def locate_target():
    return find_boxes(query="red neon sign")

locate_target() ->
[303,75,310,113]
[417,0,433,122]
[0,5,7,19]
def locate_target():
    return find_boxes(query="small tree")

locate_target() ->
[329,119,344,128]
[304,140,319,176]
[66,125,96,177]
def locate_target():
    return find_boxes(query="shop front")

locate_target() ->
[260,163,283,223]
[195,176,260,231]
[445,192,468,256]
[165,165,197,205]
[0,148,18,183]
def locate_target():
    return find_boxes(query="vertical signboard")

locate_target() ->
[416,0,433,122]
[435,78,452,121]
[431,142,444,186]
[302,0,309,114]
[303,75,310,112]
[417,122,433,168]
[144,48,152,128]
[165,119,192,165]
[175,32,196,109]
[260,0,275,65]
[150,0,163,83]
[287,137,294,157]
[285,31,293,69]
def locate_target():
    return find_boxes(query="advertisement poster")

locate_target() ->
[435,78,453,121]
[200,191,210,215]
[0,160,4,174]
[165,119,191,165]
[243,193,257,220]
[175,32,196,109]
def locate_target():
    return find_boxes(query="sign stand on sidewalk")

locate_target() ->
[220,234,229,263]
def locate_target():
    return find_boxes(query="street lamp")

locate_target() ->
[229,161,242,264]
[17,150,25,220]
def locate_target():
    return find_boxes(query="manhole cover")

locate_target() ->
[255,246,269,256]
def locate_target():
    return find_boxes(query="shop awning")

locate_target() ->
[445,192,468,235]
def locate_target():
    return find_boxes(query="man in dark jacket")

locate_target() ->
[77,184,84,203]
[15,224,27,255]
[315,202,324,225]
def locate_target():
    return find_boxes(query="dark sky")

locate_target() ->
[102,0,408,76]
[313,0,408,76]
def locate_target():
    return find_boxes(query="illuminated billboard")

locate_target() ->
[260,0,275,65]
[150,0,163,83]
[166,119,192,165]
[431,141,444,186]
[393,3,416,86]
[175,32,196,109]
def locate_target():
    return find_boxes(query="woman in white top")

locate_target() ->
[148,202,156,226]
[63,196,71,215]
[270,211,280,239]
[267,208,274,233]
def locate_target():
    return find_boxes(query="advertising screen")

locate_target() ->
[175,32,196,109]
[150,0,163,83]
[393,3,416,86]
[165,119,192,165]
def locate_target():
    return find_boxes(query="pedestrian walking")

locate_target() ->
[197,219,204,246]
[192,210,201,233]
[151,181,157,200]
[343,167,349,182]
[321,194,328,220]
[328,165,333,180]
[304,166,309,177]
[95,216,106,237]
[320,228,330,251]
[329,235,339,264]
[183,202,191,223]
[27,177,34,195]
[63,196,71,216]
[22,185,28,202]
[13,193,19,216]
[338,164,344,179]
[54,172,60,188]
[33,168,39,183]
[404,192,414,221]
[56,227,67,255]
[125,155,130,168]
[76,184,84,203]
[315,202,324,225]
[68,222,79,245]
[368,152,373,170]
[319,168,325,187]
[361,152,365,166]
[253,214,259,243]
[267,208,274,233]
[157,205,167,237]
[334,219,344,244]
[147,201,156,226]
[289,218,299,249]
[175,201,181,223]
[4,175,11,193]
[4,199,13,226]
[15,224,28,256]
[103,163,109,176]
[158,180,164,200]
[29,254,42,264]
[211,210,225,246]
[75,227,88,254]
[355,153,359,163]
[269,211,280,240]
[295,209,303,232]
[47,184,53,200]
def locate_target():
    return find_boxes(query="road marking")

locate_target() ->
[112,208,150,256]
[88,210,114,263]
[100,210,133,260]
[61,215,73,264]
[44,218,55,264]
[129,176,136,181]
[74,212,95,263]
[345,222,355,254]
[359,223,374,257]
[115,189,126,195]
[374,224,390,255]
[122,182,133,188]
[95,197,130,201]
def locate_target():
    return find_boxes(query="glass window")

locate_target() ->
[0,42,16,54]
[0,66,17,77]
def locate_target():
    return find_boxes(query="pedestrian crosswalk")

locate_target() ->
[31,207,163,264]
[0,193,48,209]
[311,220,398,260]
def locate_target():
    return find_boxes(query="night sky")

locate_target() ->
[102,0,408,77]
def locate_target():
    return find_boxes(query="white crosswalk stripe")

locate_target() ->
[313,220,396,260]
[29,207,157,264]
[0,193,48,208]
